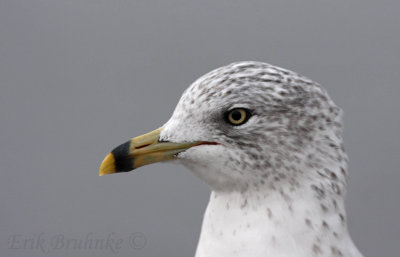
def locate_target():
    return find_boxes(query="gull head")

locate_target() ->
[99,61,347,194]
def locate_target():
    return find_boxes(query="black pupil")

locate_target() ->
[231,110,242,121]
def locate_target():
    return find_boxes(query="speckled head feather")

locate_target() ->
[161,61,347,192]
[158,61,363,257]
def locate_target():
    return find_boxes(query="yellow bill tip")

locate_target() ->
[99,153,117,176]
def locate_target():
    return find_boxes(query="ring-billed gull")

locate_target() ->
[99,61,364,257]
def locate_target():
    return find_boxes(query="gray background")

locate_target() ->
[0,0,399,256]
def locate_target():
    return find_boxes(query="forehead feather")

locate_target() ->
[178,61,335,114]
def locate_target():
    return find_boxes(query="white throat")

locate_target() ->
[195,185,362,257]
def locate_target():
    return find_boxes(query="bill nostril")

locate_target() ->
[135,143,151,149]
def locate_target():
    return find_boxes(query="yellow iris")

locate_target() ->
[227,108,248,125]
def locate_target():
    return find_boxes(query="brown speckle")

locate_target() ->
[322,220,330,229]
[312,243,323,255]
[320,203,328,212]
[267,208,273,219]
[240,199,248,209]
[339,213,345,225]
[331,246,344,256]
[305,218,312,228]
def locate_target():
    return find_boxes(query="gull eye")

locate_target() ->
[224,108,251,126]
